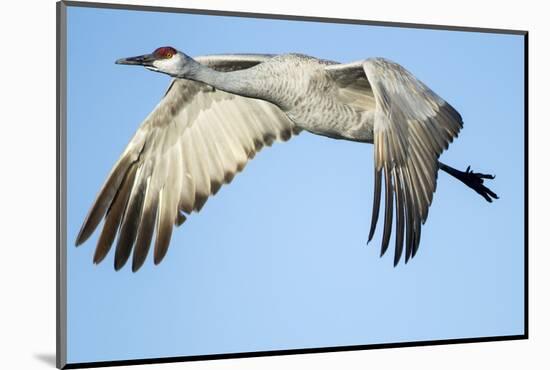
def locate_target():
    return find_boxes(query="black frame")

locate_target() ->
[56,1,529,368]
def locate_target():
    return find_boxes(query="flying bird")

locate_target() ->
[75,46,498,272]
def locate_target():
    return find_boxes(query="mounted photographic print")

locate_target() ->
[56,1,528,368]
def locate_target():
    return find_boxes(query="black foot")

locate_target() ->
[459,166,499,202]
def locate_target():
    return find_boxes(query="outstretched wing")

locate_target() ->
[326,58,463,265]
[75,55,298,272]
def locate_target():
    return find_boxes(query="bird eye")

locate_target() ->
[165,52,173,58]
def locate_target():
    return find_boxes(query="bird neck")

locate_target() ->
[182,59,262,99]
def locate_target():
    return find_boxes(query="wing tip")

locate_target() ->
[75,236,85,247]
[93,251,107,265]
[153,253,166,266]
[74,225,91,247]
[114,257,126,271]
[131,260,143,273]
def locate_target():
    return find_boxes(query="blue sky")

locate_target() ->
[66,5,525,364]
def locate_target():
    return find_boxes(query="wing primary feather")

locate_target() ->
[412,220,422,258]
[132,178,158,272]
[403,168,415,263]
[406,167,423,259]
[114,166,148,270]
[75,155,137,246]
[176,211,187,226]
[368,168,382,243]
[154,187,176,265]
[93,163,138,264]
[380,164,394,257]
[393,168,405,266]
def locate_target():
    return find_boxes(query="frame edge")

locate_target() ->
[56,2,529,368]
[63,0,527,35]
[56,1,68,369]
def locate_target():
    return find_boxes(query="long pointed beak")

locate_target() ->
[115,53,156,66]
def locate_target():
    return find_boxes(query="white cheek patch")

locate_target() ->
[153,58,178,75]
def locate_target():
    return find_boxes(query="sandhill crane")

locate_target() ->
[75,46,498,272]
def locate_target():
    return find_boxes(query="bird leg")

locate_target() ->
[438,162,499,202]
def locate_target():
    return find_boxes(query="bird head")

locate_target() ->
[115,46,193,77]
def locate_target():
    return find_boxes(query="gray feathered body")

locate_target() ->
[214,54,375,143]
